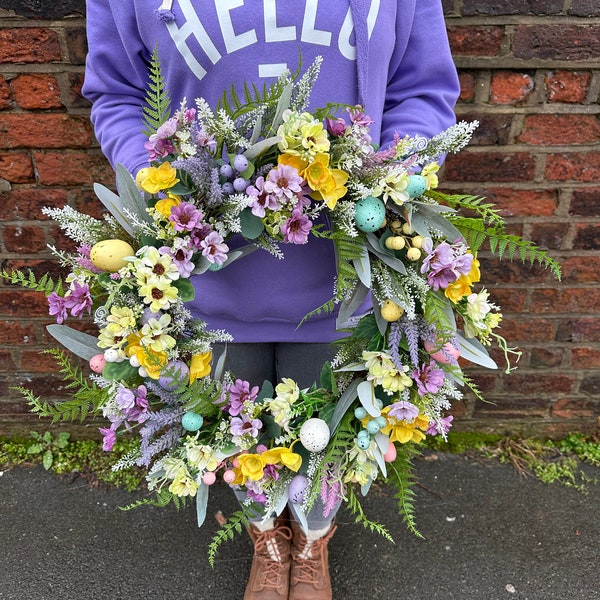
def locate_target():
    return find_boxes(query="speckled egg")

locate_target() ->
[299,418,330,453]
[354,196,386,232]
[425,340,461,364]
[90,239,135,272]
[181,411,203,432]
[288,474,309,504]
[89,353,106,374]
[406,175,427,198]
[380,298,404,322]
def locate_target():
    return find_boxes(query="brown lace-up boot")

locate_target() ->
[289,521,337,600]
[243,516,292,600]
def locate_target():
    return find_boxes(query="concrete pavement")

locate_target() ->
[1,453,598,600]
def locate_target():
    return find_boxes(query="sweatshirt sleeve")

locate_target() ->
[380,0,459,147]
[82,0,152,175]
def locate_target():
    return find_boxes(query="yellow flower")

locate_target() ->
[421,162,440,190]
[262,446,302,472]
[125,333,168,379]
[136,162,179,194]
[154,193,181,219]
[237,453,267,481]
[278,153,347,209]
[138,279,179,312]
[445,254,481,303]
[190,351,212,384]
[379,410,429,444]
[299,122,330,156]
[168,474,198,497]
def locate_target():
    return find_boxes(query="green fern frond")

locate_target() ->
[345,486,395,542]
[388,446,424,539]
[119,488,188,512]
[142,45,172,137]
[207,510,250,568]
[1,269,63,296]
[424,291,455,339]
[19,349,109,423]
[451,218,562,280]
[428,191,505,227]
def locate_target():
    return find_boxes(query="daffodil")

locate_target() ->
[379,409,429,444]
[262,446,302,472]
[237,453,267,481]
[154,193,181,219]
[445,254,481,303]
[125,333,168,379]
[189,351,212,383]
[168,473,199,497]
[421,162,440,190]
[135,162,179,194]
[373,169,410,205]
[185,441,219,472]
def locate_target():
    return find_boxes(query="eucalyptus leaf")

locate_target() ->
[365,233,407,275]
[244,136,283,161]
[93,183,136,237]
[196,482,209,527]
[116,164,153,224]
[360,478,374,496]
[328,378,362,434]
[357,380,380,417]
[240,208,265,239]
[411,202,464,243]
[336,282,369,330]
[372,442,387,478]
[352,244,371,288]
[372,300,388,336]
[46,324,99,360]
[456,331,498,369]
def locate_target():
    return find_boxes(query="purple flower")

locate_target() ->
[48,292,68,324]
[144,137,175,160]
[222,379,260,416]
[246,176,281,218]
[245,488,268,505]
[192,123,217,152]
[347,106,374,126]
[264,164,303,200]
[99,426,117,451]
[420,239,474,291]
[387,400,419,422]
[200,231,229,265]
[426,415,454,436]
[114,385,149,423]
[282,207,312,244]
[412,361,446,396]
[230,414,263,438]
[181,108,196,124]
[64,281,93,319]
[160,243,195,277]
[189,223,213,248]
[169,202,204,232]
[325,117,347,137]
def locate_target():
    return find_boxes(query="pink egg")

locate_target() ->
[424,340,460,364]
[202,471,216,485]
[89,353,106,374]
[383,441,397,463]
[223,469,236,484]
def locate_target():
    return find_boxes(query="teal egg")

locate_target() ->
[406,175,427,198]
[182,411,204,432]
[357,436,371,450]
[354,196,386,232]
[354,407,368,420]
[366,419,381,434]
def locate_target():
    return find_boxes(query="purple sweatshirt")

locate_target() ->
[83,0,459,343]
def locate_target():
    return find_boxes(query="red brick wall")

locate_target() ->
[1,2,598,438]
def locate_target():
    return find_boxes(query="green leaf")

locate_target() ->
[239,208,265,239]
[42,450,53,470]
[102,361,138,381]
[27,444,43,455]
[173,278,195,302]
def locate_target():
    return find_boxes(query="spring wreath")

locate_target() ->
[4,55,560,561]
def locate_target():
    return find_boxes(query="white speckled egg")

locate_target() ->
[299,418,330,453]
[288,474,309,504]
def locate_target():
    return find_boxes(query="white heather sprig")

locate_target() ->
[416,120,479,163]
[42,206,121,246]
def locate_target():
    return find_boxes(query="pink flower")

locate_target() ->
[169,202,204,232]
[246,176,281,217]
[99,426,117,451]
[264,164,303,200]
[200,231,229,264]
[48,292,68,324]
[325,117,347,137]
[282,208,312,244]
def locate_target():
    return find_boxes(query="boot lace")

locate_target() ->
[253,526,292,589]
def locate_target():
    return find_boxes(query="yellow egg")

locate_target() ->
[90,239,135,272]
[380,299,404,322]
[385,236,406,251]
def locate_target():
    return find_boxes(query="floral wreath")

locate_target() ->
[4,55,560,561]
